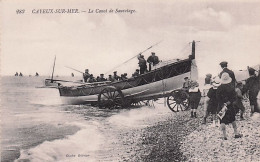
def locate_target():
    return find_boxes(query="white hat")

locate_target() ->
[220,72,232,84]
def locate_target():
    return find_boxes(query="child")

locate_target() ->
[189,81,201,118]
[202,77,220,124]
[233,81,245,120]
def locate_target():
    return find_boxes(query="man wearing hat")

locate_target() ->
[147,52,160,71]
[219,61,236,88]
[83,69,90,82]
[108,75,114,82]
[137,54,147,74]
[113,71,119,81]
[243,67,260,115]
[132,69,140,77]
[99,74,107,82]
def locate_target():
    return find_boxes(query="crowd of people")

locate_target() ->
[183,61,260,140]
[82,52,160,83]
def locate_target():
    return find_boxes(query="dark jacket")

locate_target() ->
[220,68,236,86]
[147,55,159,65]
[243,75,259,101]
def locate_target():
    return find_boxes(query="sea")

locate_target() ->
[0,76,173,162]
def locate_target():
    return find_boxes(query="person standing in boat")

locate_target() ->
[147,52,159,71]
[83,69,90,82]
[137,54,147,74]
[219,61,236,88]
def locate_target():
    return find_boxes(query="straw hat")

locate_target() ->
[220,72,232,84]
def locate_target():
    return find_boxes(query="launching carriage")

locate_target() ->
[58,41,198,112]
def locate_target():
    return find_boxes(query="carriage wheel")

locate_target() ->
[98,86,125,109]
[167,90,189,112]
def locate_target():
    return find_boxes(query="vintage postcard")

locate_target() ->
[1,0,260,161]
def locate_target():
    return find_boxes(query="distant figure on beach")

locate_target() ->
[147,52,159,71]
[132,69,140,77]
[219,61,236,88]
[19,72,23,76]
[233,81,245,120]
[202,77,220,124]
[71,73,74,77]
[243,67,260,115]
[189,81,201,118]
[216,72,242,140]
[137,54,147,74]
[83,69,90,82]
[35,72,39,76]
[15,72,18,76]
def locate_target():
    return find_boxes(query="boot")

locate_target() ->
[191,111,194,118]
[194,112,197,118]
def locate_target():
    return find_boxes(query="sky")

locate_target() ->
[1,0,260,78]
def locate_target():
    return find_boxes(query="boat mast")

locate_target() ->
[51,56,56,83]
[191,40,195,59]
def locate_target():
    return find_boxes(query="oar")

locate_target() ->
[104,40,163,74]
[65,66,84,74]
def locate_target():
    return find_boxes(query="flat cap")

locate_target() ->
[220,61,228,66]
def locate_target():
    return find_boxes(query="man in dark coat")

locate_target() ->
[137,54,147,74]
[147,52,159,71]
[243,67,260,115]
[219,61,236,88]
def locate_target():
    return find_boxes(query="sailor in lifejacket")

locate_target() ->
[147,52,159,71]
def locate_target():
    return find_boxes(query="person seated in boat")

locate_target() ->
[137,54,147,74]
[120,73,128,81]
[147,52,159,71]
[83,69,91,82]
[108,75,115,82]
[99,74,107,82]
[112,71,120,81]
[132,69,140,77]
[87,74,96,83]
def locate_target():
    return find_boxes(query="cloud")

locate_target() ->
[188,7,233,31]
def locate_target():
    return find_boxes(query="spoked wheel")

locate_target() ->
[131,100,151,107]
[98,86,125,109]
[167,90,189,112]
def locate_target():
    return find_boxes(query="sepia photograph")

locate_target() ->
[1,0,260,161]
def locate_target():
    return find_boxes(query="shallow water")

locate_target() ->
[1,76,173,162]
